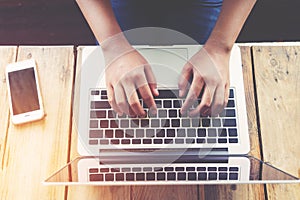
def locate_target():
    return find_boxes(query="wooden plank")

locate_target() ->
[0,46,17,199]
[67,46,131,200]
[203,46,265,199]
[0,46,74,199]
[252,45,300,199]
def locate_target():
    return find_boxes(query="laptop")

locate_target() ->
[44,43,299,185]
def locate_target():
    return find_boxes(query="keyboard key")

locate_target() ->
[168,109,177,118]
[161,119,170,127]
[228,128,238,137]
[141,119,149,127]
[91,101,110,109]
[198,173,207,180]
[154,167,163,171]
[229,167,239,171]
[143,167,152,172]
[121,139,130,144]
[218,139,227,143]
[91,90,100,95]
[177,172,186,180]
[136,129,144,137]
[101,90,107,95]
[229,173,238,180]
[186,138,195,144]
[192,118,200,127]
[219,173,228,180]
[177,129,186,137]
[132,139,141,144]
[126,173,134,181]
[196,138,205,144]
[218,128,227,137]
[227,100,235,108]
[212,118,221,127]
[100,140,109,145]
[218,167,228,171]
[171,119,180,127]
[208,129,217,137]
[163,100,172,108]
[143,139,152,144]
[116,173,124,181]
[167,173,176,180]
[175,167,184,171]
[89,168,99,173]
[202,119,210,127]
[146,129,155,137]
[90,174,103,181]
[110,120,119,128]
[187,129,196,137]
[105,130,113,138]
[225,109,236,117]
[121,168,131,172]
[89,140,98,145]
[132,167,141,172]
[100,168,109,173]
[146,173,155,181]
[157,90,179,99]
[90,120,98,128]
[167,129,175,137]
[111,139,120,144]
[229,138,238,143]
[229,89,234,98]
[131,119,140,128]
[151,119,160,127]
[207,139,217,144]
[186,167,195,171]
[89,130,103,138]
[223,119,236,127]
[208,167,217,171]
[197,167,206,171]
[208,173,218,180]
[164,167,173,171]
[105,174,114,181]
[164,139,173,144]
[120,120,129,128]
[107,110,116,118]
[100,120,109,128]
[156,129,165,137]
[173,100,181,108]
[175,139,184,144]
[157,173,166,180]
[197,129,206,137]
[182,119,190,127]
[158,110,167,118]
[90,110,106,118]
[115,129,124,138]
[188,172,197,180]
[154,139,163,144]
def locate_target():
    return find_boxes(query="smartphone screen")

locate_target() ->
[8,67,40,115]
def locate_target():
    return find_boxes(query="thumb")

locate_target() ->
[178,62,192,97]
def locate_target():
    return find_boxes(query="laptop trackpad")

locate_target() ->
[138,48,188,88]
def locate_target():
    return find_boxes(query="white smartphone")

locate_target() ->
[6,58,44,125]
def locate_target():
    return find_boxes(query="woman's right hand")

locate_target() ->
[103,38,158,117]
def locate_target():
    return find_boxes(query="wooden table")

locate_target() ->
[0,44,299,200]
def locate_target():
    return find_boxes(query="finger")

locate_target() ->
[123,82,146,117]
[189,87,214,117]
[223,82,230,108]
[137,83,157,115]
[144,64,159,97]
[178,62,193,97]
[107,84,123,115]
[180,76,205,114]
[114,83,131,116]
[211,85,225,117]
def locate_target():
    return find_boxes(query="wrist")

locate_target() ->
[204,38,233,56]
[100,32,134,66]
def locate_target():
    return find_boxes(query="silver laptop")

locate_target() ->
[44,44,299,185]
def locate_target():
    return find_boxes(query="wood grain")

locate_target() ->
[252,46,300,199]
[0,46,75,200]
[0,46,17,200]
[67,46,131,200]
[202,46,265,199]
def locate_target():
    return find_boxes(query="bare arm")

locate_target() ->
[180,0,257,116]
[76,0,122,42]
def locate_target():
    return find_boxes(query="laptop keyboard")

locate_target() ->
[88,164,240,182]
[88,88,239,147]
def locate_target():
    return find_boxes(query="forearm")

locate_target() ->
[205,0,256,53]
[76,0,123,43]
